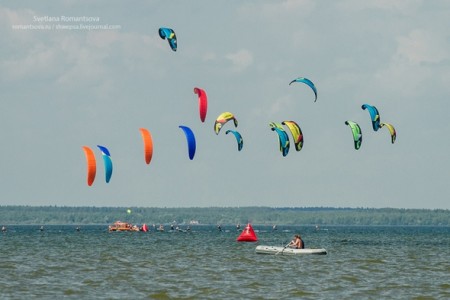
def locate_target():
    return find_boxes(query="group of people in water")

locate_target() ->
[2,223,307,249]
[156,224,192,232]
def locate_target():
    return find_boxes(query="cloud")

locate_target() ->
[267,95,293,116]
[238,0,315,19]
[0,7,34,28]
[396,29,449,65]
[336,0,423,15]
[0,5,162,95]
[367,0,423,13]
[1,42,62,82]
[372,28,450,99]
[202,52,217,62]
[57,31,161,89]
[225,49,253,72]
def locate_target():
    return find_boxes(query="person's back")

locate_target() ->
[296,235,305,249]
[289,234,305,249]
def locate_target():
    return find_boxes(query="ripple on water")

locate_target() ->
[0,225,449,299]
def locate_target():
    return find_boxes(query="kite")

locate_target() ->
[361,104,381,131]
[345,121,362,150]
[194,87,208,122]
[269,122,284,131]
[225,130,243,151]
[380,122,396,144]
[282,120,304,151]
[179,125,196,160]
[139,128,153,165]
[158,27,177,51]
[289,77,318,102]
[97,145,113,183]
[82,146,96,186]
[270,124,290,156]
[214,112,238,135]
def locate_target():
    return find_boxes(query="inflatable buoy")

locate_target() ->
[141,224,149,232]
[237,223,258,242]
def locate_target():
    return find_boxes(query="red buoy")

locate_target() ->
[236,223,258,242]
[141,224,149,232]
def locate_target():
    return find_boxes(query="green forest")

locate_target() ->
[0,206,448,226]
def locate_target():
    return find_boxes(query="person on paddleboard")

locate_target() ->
[289,234,304,249]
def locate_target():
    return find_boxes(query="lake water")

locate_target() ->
[1,225,449,299]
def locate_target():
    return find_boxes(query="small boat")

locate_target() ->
[255,245,327,255]
[108,221,139,232]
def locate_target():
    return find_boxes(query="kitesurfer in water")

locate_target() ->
[289,234,304,249]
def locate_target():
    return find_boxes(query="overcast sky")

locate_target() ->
[1,0,449,209]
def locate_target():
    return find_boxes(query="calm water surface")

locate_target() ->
[1,225,449,299]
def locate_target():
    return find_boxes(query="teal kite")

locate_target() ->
[159,27,177,51]
[97,145,112,183]
[289,77,318,102]
[361,104,381,131]
[270,123,290,156]
[225,130,243,151]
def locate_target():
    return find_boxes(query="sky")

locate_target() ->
[1,0,449,209]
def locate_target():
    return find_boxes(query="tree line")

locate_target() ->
[0,206,448,226]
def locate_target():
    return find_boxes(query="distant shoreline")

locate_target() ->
[1,206,448,226]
